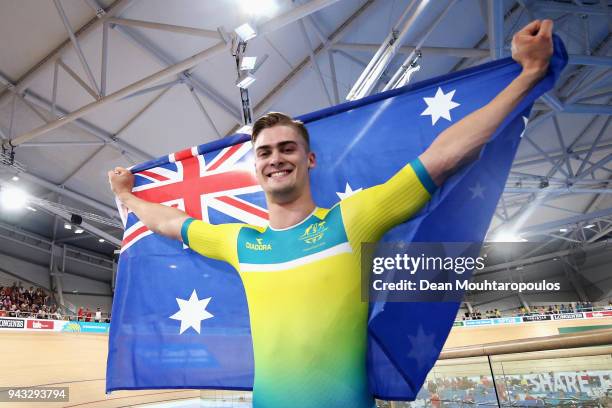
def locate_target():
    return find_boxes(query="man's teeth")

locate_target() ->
[270,170,290,178]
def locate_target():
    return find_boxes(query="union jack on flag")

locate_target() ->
[118,139,268,253]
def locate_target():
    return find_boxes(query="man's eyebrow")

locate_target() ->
[255,140,298,151]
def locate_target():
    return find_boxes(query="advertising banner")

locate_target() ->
[26,319,55,330]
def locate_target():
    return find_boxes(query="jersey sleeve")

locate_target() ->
[181,219,243,270]
[340,157,436,244]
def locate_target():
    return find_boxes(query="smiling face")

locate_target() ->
[253,125,316,204]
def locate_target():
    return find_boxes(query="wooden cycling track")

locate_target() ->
[1,317,610,407]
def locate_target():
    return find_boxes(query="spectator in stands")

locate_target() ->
[85,307,92,322]
[95,307,102,322]
[77,306,84,322]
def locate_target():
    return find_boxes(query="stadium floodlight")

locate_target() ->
[559,228,568,233]
[585,224,595,228]
[11,175,19,181]
[236,72,256,89]
[99,238,105,243]
[64,222,72,230]
[235,23,257,42]
[241,0,277,16]
[0,186,28,210]
[492,230,527,242]
[240,56,257,71]
[74,228,84,234]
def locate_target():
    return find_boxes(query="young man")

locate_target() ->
[109,20,553,408]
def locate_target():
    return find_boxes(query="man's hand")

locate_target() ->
[511,19,554,78]
[108,166,134,199]
[107,166,188,241]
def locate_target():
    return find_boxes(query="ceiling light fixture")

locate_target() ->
[235,23,257,42]
[236,72,256,89]
[0,186,28,210]
[74,228,84,234]
[240,56,257,71]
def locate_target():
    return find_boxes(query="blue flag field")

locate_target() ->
[107,36,567,399]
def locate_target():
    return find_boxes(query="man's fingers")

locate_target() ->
[538,19,553,38]
[519,19,541,36]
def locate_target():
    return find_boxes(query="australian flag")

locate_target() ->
[107,37,567,399]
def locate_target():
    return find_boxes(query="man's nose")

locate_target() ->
[269,149,283,166]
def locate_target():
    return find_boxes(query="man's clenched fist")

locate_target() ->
[108,166,134,197]
[511,19,554,78]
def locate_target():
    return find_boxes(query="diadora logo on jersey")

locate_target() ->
[299,221,328,244]
[245,237,272,251]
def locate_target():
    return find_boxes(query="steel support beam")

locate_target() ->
[533,2,611,16]
[107,17,220,39]
[332,43,490,58]
[519,207,612,235]
[487,0,505,59]
[53,0,100,96]
[19,141,106,148]
[187,85,222,138]
[568,54,612,67]
[480,239,611,275]
[504,187,612,194]
[384,0,459,91]
[57,59,98,100]
[257,0,342,36]
[0,71,152,161]
[0,221,113,271]
[5,42,228,147]
[298,20,333,106]
[0,0,133,111]
[253,1,376,117]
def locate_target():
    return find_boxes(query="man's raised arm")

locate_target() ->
[108,167,189,241]
[419,19,554,186]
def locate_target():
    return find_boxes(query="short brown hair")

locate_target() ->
[252,112,310,150]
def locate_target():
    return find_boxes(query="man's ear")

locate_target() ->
[308,151,317,169]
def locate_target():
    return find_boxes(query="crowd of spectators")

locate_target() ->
[0,281,109,322]
[516,302,598,316]
[75,306,110,323]
[0,282,62,319]
[460,300,611,321]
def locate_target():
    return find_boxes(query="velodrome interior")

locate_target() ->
[0,0,611,407]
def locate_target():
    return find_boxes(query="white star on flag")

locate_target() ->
[520,116,529,138]
[169,289,213,334]
[469,182,485,199]
[421,87,460,125]
[336,183,362,200]
[405,325,438,370]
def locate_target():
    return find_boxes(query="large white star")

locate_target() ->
[169,289,213,334]
[421,87,460,125]
[336,183,362,200]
